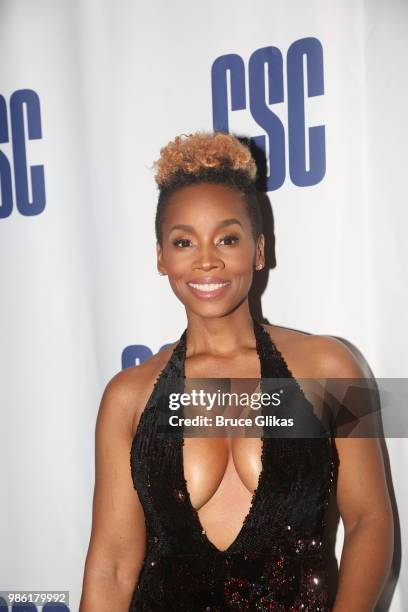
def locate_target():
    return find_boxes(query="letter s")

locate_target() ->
[249,46,285,191]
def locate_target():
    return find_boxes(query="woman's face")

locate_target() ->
[156,182,264,318]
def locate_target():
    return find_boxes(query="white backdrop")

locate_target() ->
[0,0,407,610]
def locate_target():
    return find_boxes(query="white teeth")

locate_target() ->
[188,282,229,292]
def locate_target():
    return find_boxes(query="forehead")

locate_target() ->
[164,183,248,221]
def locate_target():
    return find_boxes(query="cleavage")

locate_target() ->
[182,436,263,510]
[182,435,264,551]
[178,321,267,545]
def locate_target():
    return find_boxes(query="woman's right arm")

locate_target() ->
[79,368,148,611]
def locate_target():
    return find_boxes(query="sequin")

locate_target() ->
[174,488,185,502]
[129,317,339,611]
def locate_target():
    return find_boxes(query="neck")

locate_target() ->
[183,301,258,358]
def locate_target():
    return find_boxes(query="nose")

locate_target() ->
[193,243,225,271]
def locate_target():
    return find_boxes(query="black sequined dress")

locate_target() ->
[129,318,339,611]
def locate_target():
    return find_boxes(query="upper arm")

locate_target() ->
[84,368,147,585]
[313,336,393,533]
[335,437,392,533]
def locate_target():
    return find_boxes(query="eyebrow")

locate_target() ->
[168,218,243,235]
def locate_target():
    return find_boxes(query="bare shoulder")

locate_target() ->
[100,340,179,440]
[261,323,365,379]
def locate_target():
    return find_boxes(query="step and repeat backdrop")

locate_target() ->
[1,0,407,610]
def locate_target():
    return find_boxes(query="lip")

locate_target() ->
[187,276,229,284]
[186,276,231,300]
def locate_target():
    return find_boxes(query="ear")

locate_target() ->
[255,234,265,269]
[156,241,167,276]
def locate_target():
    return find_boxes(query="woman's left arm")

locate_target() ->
[315,337,394,611]
[332,436,393,611]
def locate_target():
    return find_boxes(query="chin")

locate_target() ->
[181,296,246,319]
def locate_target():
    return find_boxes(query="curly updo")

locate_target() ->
[153,131,263,246]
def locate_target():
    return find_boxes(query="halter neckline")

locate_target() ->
[170,316,280,555]
[166,316,295,382]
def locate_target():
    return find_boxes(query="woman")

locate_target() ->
[80,132,393,611]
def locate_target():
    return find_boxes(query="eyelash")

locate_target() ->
[172,234,240,248]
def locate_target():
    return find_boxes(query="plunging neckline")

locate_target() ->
[173,317,275,555]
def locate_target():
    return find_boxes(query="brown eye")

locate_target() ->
[173,238,192,248]
[218,234,240,246]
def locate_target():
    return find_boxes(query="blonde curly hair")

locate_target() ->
[153,131,262,246]
[153,131,257,188]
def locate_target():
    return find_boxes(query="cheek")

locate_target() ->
[225,244,255,272]
[164,254,190,278]
[232,250,254,270]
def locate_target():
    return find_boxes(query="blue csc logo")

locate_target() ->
[211,37,325,191]
[0,89,45,219]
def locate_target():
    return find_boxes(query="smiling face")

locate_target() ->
[156,182,264,318]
